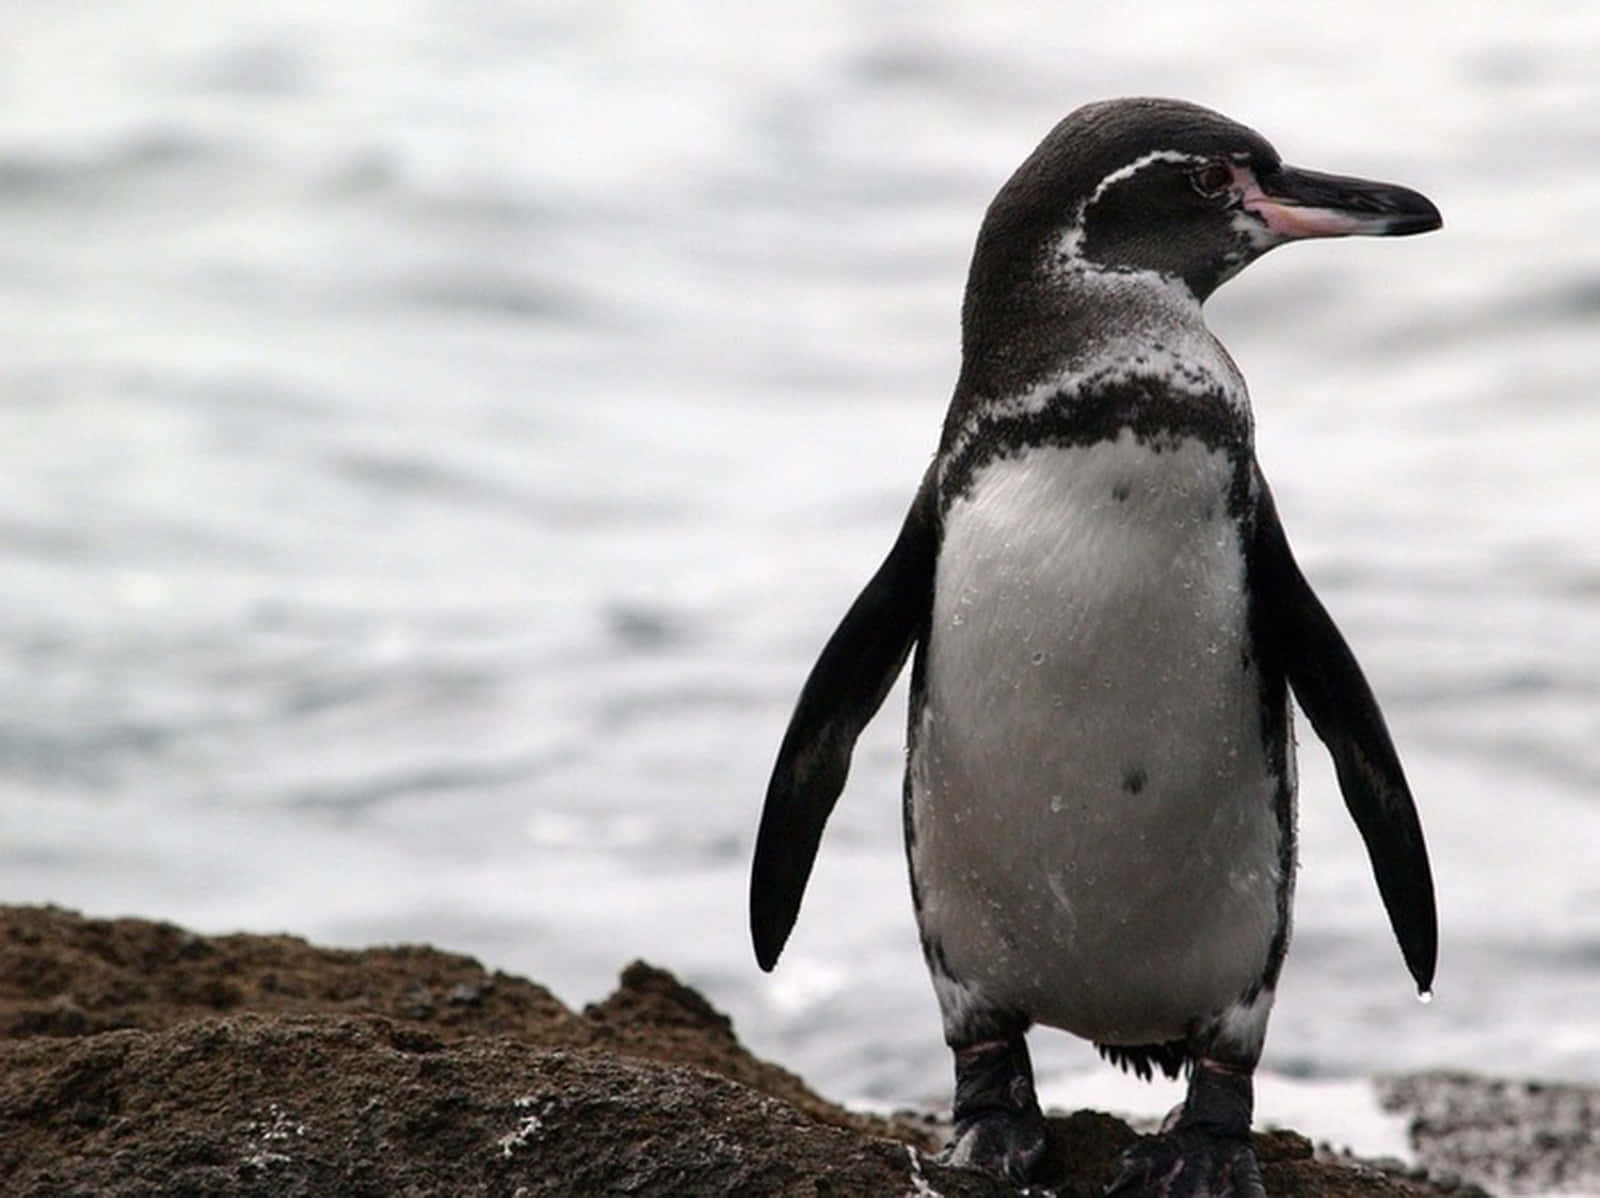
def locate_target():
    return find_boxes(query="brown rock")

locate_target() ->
[0,906,1490,1195]
[0,902,582,1044]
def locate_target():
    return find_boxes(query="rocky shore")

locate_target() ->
[0,905,1590,1195]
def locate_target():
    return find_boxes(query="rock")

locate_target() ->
[0,905,1542,1195]
[1379,1071,1600,1194]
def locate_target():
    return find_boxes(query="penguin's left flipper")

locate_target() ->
[1251,470,1438,993]
[750,464,939,971]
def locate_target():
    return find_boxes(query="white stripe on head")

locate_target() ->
[1057,149,1207,262]
[1087,149,1207,208]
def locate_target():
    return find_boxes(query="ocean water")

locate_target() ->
[3,0,1598,1150]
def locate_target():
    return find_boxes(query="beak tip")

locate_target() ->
[1389,202,1443,237]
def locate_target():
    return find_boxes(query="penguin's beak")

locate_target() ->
[1243,164,1442,240]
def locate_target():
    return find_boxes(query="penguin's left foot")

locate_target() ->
[1104,1126,1262,1197]
[1106,1059,1262,1198]
[939,1033,1048,1183]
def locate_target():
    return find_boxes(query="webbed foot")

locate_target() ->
[938,1033,1048,1183]
[1105,1126,1262,1197]
[1106,1058,1262,1198]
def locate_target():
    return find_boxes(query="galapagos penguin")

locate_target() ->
[750,97,1439,1195]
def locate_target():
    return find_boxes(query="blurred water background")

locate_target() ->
[3,0,1598,1148]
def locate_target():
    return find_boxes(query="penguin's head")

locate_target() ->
[970,97,1442,305]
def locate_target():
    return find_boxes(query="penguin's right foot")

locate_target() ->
[938,1033,1048,1183]
[941,1103,1049,1184]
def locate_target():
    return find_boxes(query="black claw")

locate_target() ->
[940,1033,1049,1183]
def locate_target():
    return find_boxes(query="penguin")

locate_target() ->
[750,98,1439,1195]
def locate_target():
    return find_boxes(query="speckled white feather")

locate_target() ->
[911,432,1291,1046]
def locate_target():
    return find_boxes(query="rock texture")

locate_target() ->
[1380,1072,1600,1195]
[0,905,1529,1195]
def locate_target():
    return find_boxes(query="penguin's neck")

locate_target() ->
[955,262,1205,403]
[941,266,1249,497]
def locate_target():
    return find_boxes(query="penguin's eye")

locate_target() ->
[1189,163,1233,197]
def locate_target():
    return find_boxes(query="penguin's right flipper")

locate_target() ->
[750,463,939,971]
[1250,471,1437,994]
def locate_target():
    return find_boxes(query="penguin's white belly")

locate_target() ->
[913,432,1288,1045]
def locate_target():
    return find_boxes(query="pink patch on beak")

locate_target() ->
[1236,173,1369,240]
[1245,199,1370,239]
